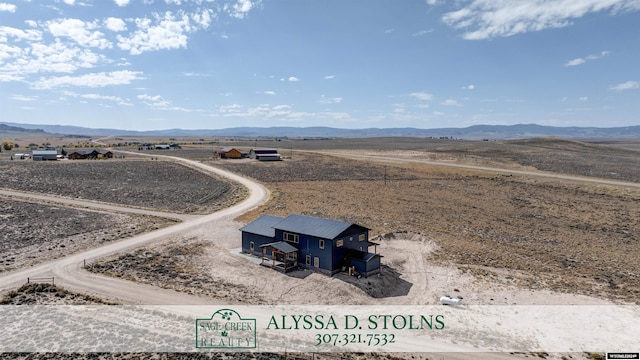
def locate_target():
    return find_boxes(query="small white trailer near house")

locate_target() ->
[440,295,463,305]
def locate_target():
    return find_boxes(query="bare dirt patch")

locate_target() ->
[0,159,245,214]
[0,197,177,273]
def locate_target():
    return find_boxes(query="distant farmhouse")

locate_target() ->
[31,148,58,161]
[241,214,381,277]
[216,147,246,159]
[67,149,113,160]
[249,148,281,161]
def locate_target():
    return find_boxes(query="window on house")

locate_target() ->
[250,242,254,251]
[349,237,353,241]
[313,257,319,268]
[287,252,297,261]
[359,234,365,241]
[306,255,311,265]
[336,239,343,247]
[319,239,325,249]
[283,232,299,243]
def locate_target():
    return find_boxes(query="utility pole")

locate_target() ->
[384,165,387,185]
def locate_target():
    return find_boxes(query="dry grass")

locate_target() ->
[0,159,245,214]
[215,151,640,303]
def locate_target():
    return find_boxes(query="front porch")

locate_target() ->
[260,241,299,273]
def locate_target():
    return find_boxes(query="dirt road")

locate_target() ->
[0,155,270,304]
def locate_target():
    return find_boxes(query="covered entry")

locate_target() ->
[260,241,299,272]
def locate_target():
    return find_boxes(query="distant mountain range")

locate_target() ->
[1,122,639,139]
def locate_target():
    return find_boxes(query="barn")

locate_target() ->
[249,148,281,161]
[241,214,381,277]
[32,149,58,161]
[216,147,243,159]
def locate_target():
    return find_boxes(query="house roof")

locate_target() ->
[68,149,111,155]
[260,241,298,254]
[218,147,238,153]
[239,214,285,238]
[32,150,58,155]
[274,214,366,240]
[252,148,278,153]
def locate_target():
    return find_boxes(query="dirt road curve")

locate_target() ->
[0,155,270,304]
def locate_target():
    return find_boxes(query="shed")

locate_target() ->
[217,147,242,159]
[32,149,58,161]
[249,148,281,161]
[154,144,171,150]
[241,214,381,277]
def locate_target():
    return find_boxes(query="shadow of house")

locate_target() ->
[241,214,382,278]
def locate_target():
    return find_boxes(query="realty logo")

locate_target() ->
[196,308,257,349]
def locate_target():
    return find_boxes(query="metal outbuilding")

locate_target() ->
[249,148,281,161]
[31,149,58,161]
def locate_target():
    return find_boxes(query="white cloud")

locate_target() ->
[319,96,342,104]
[81,93,132,106]
[412,29,433,37]
[1,39,106,77]
[409,92,433,101]
[0,3,17,12]
[323,75,335,79]
[191,8,214,28]
[10,94,37,101]
[114,0,130,6]
[0,26,42,42]
[226,0,259,19]
[63,0,76,5]
[442,0,640,40]
[105,17,127,32]
[263,90,276,95]
[287,76,300,82]
[117,12,193,54]
[564,50,609,67]
[219,104,241,112]
[442,99,461,106]
[138,93,197,111]
[47,18,112,49]
[32,70,143,89]
[609,80,639,91]
[579,96,588,101]
[462,84,475,90]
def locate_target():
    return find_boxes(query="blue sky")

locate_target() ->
[1,0,639,131]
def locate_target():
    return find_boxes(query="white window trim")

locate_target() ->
[283,232,299,243]
[319,239,325,249]
[306,255,311,265]
[359,234,365,241]
[250,241,254,251]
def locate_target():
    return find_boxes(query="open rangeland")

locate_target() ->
[80,138,640,306]
[0,197,177,273]
[0,159,246,214]
[1,137,638,360]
